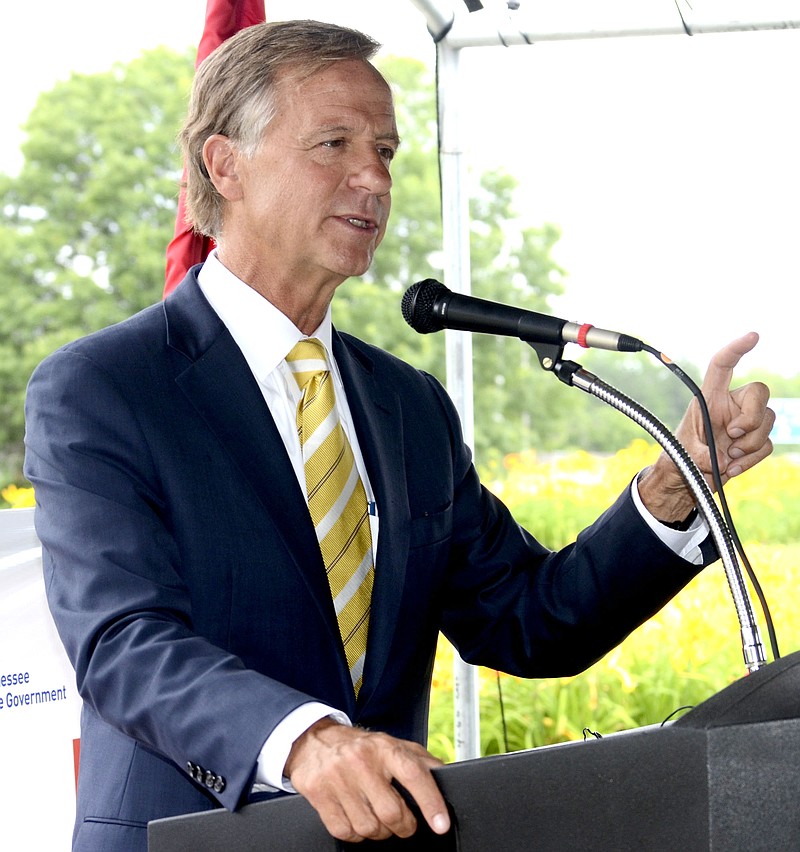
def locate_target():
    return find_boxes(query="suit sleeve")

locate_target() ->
[418,373,711,678]
[24,346,314,810]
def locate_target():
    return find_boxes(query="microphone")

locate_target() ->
[401,279,644,353]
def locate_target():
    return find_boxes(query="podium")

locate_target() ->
[148,650,800,851]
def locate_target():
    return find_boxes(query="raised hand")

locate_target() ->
[639,332,774,522]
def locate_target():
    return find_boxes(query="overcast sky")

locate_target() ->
[3,0,799,378]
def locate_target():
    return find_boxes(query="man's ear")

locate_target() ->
[203,135,244,201]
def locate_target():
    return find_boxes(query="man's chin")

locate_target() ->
[333,252,375,281]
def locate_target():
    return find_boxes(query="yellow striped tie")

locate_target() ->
[286,338,374,696]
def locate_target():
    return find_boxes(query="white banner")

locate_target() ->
[0,508,81,850]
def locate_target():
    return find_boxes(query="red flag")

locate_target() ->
[164,0,267,297]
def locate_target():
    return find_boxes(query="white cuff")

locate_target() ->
[631,476,707,565]
[254,702,351,793]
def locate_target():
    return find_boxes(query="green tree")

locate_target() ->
[0,48,194,478]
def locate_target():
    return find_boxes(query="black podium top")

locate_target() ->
[149,650,800,851]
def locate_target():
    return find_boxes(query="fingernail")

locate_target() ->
[728,464,743,477]
[729,447,745,459]
[432,814,450,834]
[729,427,745,438]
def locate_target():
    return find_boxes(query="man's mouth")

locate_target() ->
[345,217,374,230]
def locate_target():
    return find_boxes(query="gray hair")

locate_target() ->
[179,20,382,238]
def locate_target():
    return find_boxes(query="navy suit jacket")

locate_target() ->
[24,269,705,850]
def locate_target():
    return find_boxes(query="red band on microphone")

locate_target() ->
[576,323,594,348]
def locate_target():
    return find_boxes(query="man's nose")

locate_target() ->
[349,150,392,196]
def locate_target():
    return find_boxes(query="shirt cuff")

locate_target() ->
[631,475,708,565]
[254,702,351,793]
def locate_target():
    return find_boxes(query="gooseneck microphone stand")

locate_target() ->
[529,340,767,674]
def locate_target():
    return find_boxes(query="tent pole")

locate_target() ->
[436,36,482,763]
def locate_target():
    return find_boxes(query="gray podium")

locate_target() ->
[148,650,800,851]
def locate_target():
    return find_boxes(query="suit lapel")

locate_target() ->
[333,332,411,707]
[163,274,412,705]
[163,272,340,643]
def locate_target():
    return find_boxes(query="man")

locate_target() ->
[24,20,774,850]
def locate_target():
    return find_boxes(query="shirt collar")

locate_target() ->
[197,251,334,381]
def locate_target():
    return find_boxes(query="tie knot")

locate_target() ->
[286,338,329,392]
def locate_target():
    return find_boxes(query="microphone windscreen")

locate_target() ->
[401,279,447,333]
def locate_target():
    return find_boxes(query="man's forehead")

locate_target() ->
[276,67,397,133]
[278,60,391,102]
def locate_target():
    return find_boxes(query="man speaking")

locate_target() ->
[24,20,774,850]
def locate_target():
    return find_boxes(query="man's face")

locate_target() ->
[229,59,398,289]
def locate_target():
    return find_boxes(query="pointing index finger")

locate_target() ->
[701,332,759,396]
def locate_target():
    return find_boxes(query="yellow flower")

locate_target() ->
[1,484,35,508]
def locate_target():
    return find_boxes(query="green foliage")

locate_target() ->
[0,47,194,478]
[11,47,194,318]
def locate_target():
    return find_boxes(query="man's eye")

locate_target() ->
[379,147,396,163]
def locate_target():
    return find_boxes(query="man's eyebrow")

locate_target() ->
[315,124,351,136]
[309,124,402,146]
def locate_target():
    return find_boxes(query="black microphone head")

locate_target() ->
[401,279,449,334]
